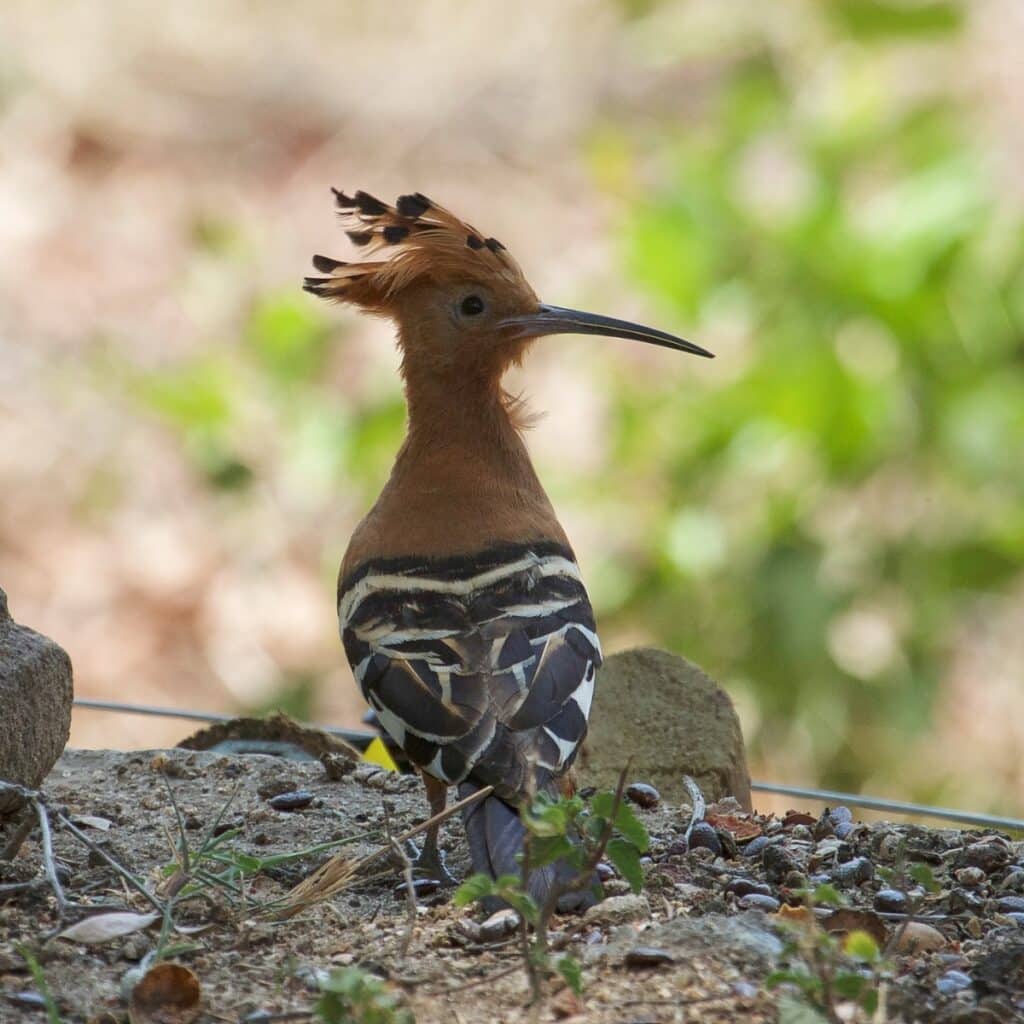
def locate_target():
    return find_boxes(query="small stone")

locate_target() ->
[877,833,902,861]
[267,790,314,812]
[624,946,674,968]
[789,825,813,842]
[831,857,874,886]
[625,783,660,809]
[834,822,854,840]
[948,888,984,914]
[583,893,650,927]
[738,893,780,912]
[596,862,616,883]
[996,896,1024,914]
[829,806,853,826]
[688,822,722,856]
[874,889,909,914]
[936,970,973,995]
[959,841,1010,874]
[1001,869,1024,892]
[394,878,440,898]
[725,878,773,899]
[1005,913,1024,927]
[478,908,520,942]
[763,844,800,883]
[741,836,775,860]
[956,866,986,888]
[895,921,947,953]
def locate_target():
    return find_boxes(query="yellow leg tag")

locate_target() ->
[362,736,399,772]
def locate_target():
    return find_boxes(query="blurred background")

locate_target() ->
[1,1,1022,817]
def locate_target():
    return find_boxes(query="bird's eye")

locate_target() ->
[460,294,485,317]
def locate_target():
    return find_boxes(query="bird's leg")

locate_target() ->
[406,773,458,886]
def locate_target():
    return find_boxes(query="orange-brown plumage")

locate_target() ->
[307,189,710,906]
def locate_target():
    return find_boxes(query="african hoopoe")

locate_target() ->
[305,190,711,906]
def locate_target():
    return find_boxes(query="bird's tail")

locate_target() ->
[458,781,597,913]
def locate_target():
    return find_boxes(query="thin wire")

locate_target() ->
[72,698,1024,833]
[750,782,1024,833]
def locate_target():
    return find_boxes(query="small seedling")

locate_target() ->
[768,884,887,1023]
[455,773,649,1006]
[314,966,415,1024]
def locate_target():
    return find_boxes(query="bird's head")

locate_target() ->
[304,190,712,380]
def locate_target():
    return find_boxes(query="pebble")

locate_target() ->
[596,861,616,883]
[959,841,1010,874]
[936,970,972,995]
[956,866,986,888]
[738,893,781,913]
[725,878,773,899]
[394,878,440,898]
[741,836,775,860]
[829,806,853,826]
[948,889,984,914]
[583,893,650,927]
[478,908,520,942]
[763,845,800,883]
[834,821,854,840]
[624,946,674,968]
[874,889,909,914]
[996,896,1024,914]
[832,857,874,886]
[625,783,660,809]
[688,822,722,856]
[1005,913,1024,928]
[267,790,314,812]
[1001,869,1024,892]
[895,921,947,953]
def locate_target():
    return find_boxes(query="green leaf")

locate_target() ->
[811,883,846,907]
[454,874,495,907]
[589,791,616,820]
[529,834,578,870]
[777,994,829,1024]
[909,862,940,893]
[613,801,650,853]
[833,971,868,999]
[844,930,881,962]
[556,954,583,996]
[606,838,644,893]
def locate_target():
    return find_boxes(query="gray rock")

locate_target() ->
[583,893,650,927]
[0,589,73,815]
[577,647,751,810]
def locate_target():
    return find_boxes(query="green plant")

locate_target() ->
[454,779,650,1004]
[314,966,415,1024]
[16,944,62,1024]
[767,884,885,1023]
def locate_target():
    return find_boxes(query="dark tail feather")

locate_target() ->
[458,782,597,913]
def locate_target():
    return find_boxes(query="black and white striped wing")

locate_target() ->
[338,543,601,801]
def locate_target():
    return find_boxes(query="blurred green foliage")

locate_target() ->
[590,0,1024,796]
[121,1,1022,805]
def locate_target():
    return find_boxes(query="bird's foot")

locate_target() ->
[403,839,459,887]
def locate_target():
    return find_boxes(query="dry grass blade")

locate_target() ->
[277,785,493,916]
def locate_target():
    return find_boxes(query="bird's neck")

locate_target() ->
[342,363,570,573]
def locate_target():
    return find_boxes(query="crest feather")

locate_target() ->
[303,190,530,311]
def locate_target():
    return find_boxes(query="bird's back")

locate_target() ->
[339,538,601,801]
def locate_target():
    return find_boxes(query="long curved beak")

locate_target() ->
[499,303,713,358]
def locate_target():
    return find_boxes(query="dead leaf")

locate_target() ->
[705,813,762,843]
[129,963,201,1024]
[824,908,889,947]
[72,815,114,831]
[58,912,159,945]
[782,811,816,828]
[775,904,816,929]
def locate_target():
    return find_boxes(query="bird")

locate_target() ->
[304,189,712,908]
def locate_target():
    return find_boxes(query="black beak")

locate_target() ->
[498,303,713,358]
